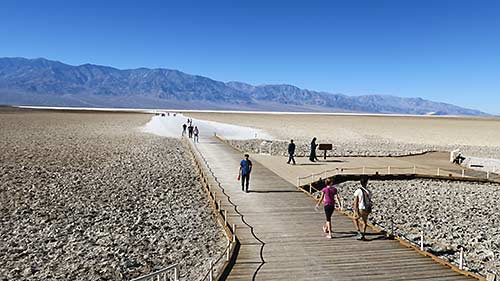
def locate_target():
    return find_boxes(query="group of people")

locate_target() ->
[182,118,199,142]
[316,176,372,240]
[285,137,321,165]
[239,152,372,241]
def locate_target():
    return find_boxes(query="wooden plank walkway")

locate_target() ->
[250,151,499,186]
[194,137,473,281]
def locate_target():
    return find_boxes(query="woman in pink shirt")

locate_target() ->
[316,178,342,239]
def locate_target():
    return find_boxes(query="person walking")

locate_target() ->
[188,124,194,138]
[309,137,319,162]
[353,177,373,240]
[316,178,342,239]
[193,126,199,143]
[182,123,187,136]
[287,139,296,165]
[239,154,252,193]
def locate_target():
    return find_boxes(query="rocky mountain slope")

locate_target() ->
[0,57,487,115]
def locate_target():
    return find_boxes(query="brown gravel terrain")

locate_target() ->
[0,107,225,280]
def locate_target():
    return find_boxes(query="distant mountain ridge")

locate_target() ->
[0,57,487,115]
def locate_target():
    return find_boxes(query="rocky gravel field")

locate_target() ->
[337,178,500,276]
[226,138,500,159]
[0,108,225,280]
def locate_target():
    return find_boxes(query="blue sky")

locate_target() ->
[1,0,499,114]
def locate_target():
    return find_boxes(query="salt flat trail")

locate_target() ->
[194,137,472,281]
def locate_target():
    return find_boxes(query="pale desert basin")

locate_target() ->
[186,111,500,159]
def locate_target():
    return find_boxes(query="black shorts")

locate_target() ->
[324,205,335,222]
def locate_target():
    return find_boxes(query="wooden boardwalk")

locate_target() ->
[250,151,500,186]
[194,137,474,281]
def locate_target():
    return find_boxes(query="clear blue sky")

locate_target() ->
[1,0,499,114]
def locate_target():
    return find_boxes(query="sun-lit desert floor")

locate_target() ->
[0,107,225,280]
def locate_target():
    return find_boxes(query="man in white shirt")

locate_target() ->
[353,177,372,240]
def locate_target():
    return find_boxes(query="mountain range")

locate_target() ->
[0,57,487,115]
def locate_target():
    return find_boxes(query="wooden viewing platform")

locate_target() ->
[192,136,477,281]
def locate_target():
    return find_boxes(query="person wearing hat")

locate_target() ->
[239,154,253,193]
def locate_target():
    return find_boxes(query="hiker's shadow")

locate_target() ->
[332,231,358,239]
[321,159,346,163]
[363,232,390,241]
[332,231,389,241]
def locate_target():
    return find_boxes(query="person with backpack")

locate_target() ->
[353,176,373,240]
[316,178,342,239]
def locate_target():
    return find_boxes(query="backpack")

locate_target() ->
[360,187,372,213]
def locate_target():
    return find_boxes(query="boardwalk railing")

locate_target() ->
[131,264,179,281]
[184,137,239,281]
[297,167,500,280]
[131,137,238,281]
[297,165,500,188]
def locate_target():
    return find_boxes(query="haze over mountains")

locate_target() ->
[0,57,487,115]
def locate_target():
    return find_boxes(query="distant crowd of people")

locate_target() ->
[182,118,199,142]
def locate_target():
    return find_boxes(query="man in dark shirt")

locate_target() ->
[287,139,296,165]
[182,124,187,136]
[188,124,194,138]
[239,154,253,193]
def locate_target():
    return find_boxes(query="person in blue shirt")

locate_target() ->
[239,154,253,193]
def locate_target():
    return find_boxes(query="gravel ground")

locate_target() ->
[0,108,225,281]
[336,178,500,276]
[225,138,500,158]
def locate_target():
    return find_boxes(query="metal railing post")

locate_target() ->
[174,266,179,281]
[391,218,394,237]
[226,240,230,261]
[462,169,465,177]
[487,171,490,179]
[362,166,365,174]
[387,166,391,174]
[209,260,214,281]
[437,168,440,176]
[420,231,424,251]
[232,224,236,242]
[218,200,221,211]
[224,210,227,225]
[310,174,314,185]
[413,166,416,174]
[459,248,464,270]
